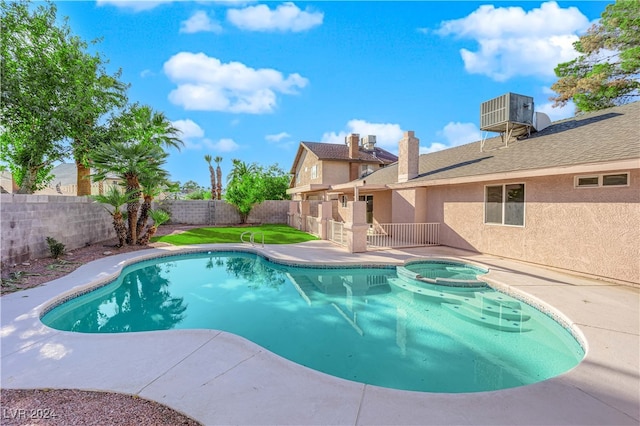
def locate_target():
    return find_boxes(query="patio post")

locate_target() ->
[344,200,368,253]
[317,201,332,240]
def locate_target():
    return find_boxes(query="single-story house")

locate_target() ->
[289,99,639,285]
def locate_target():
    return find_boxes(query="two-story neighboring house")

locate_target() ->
[287,133,398,201]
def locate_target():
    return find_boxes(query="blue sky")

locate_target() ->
[54,0,611,188]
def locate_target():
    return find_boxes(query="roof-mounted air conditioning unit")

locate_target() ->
[480,92,534,133]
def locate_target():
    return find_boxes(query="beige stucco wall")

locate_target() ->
[390,188,428,223]
[421,169,640,284]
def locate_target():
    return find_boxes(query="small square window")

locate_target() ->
[602,173,628,186]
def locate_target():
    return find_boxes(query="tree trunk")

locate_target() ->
[209,165,216,200]
[136,195,153,242]
[113,211,127,247]
[125,177,141,245]
[17,168,37,194]
[216,166,222,200]
[76,160,92,196]
[137,225,157,246]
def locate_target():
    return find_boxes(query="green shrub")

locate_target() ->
[46,237,65,259]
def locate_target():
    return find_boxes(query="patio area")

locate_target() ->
[1,241,638,425]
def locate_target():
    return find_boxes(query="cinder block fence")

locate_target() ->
[0,195,290,265]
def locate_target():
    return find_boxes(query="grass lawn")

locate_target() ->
[152,224,319,245]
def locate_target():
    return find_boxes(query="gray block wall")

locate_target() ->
[1,195,291,265]
[155,200,289,225]
[1,194,114,265]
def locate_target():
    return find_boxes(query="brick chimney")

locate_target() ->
[347,133,360,159]
[398,130,419,183]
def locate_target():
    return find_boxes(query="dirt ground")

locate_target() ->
[0,224,199,295]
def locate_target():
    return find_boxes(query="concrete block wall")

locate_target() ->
[1,194,114,265]
[1,196,291,265]
[156,200,289,225]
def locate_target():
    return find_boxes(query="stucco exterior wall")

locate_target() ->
[423,169,640,284]
[372,191,392,224]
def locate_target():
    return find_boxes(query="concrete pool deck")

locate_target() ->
[1,241,638,425]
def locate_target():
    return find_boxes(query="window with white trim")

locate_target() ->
[575,172,629,188]
[340,195,348,207]
[310,165,318,180]
[485,184,525,226]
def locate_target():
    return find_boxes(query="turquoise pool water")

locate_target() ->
[42,252,584,393]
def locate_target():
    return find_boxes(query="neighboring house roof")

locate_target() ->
[359,101,640,187]
[302,142,398,163]
[289,142,398,174]
[50,163,120,185]
[49,163,78,185]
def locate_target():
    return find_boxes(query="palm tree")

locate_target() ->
[227,159,256,184]
[91,141,168,245]
[204,154,216,200]
[136,167,170,243]
[214,156,223,200]
[90,104,182,245]
[92,186,133,247]
[137,209,170,245]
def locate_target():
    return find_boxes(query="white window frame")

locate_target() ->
[484,183,526,227]
[310,165,318,180]
[575,172,629,188]
[340,195,348,208]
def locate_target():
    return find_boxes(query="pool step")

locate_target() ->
[442,304,532,333]
[461,298,531,322]
[388,278,464,305]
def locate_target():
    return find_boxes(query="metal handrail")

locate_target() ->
[240,230,264,247]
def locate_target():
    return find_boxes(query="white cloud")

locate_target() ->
[171,119,239,152]
[140,69,153,78]
[208,138,240,152]
[172,119,205,140]
[266,132,290,142]
[436,1,591,81]
[321,120,404,150]
[227,2,323,32]
[164,52,308,114]
[422,122,480,154]
[180,11,223,34]
[96,0,171,12]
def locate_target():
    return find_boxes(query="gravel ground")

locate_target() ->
[0,389,201,425]
[1,224,206,426]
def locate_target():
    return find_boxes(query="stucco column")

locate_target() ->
[344,201,368,253]
[317,201,333,240]
[300,201,310,231]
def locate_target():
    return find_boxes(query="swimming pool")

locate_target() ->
[41,251,584,393]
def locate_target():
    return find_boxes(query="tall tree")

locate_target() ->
[69,52,128,196]
[550,0,640,112]
[1,0,73,192]
[204,154,216,200]
[214,156,223,200]
[0,0,128,194]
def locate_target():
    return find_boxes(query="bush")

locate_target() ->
[46,237,65,259]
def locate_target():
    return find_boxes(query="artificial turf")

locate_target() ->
[151,224,319,245]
